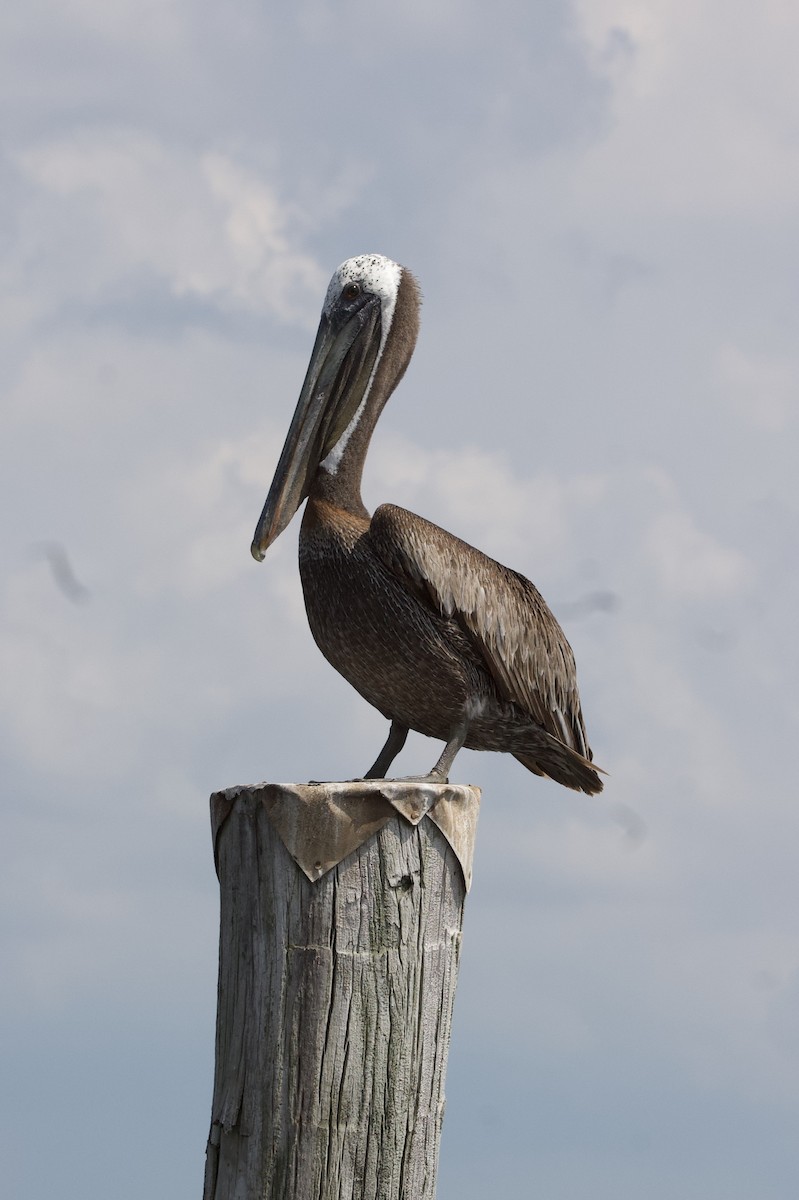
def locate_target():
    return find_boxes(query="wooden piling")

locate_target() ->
[203,780,480,1200]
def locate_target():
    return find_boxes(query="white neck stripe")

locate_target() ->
[320,255,401,475]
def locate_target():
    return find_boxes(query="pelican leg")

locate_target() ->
[388,718,470,785]
[364,721,409,779]
[424,719,469,783]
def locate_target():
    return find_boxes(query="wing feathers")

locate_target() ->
[370,504,594,759]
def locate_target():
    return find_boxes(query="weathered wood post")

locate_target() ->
[203,780,480,1200]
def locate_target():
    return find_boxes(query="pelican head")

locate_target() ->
[251,254,414,561]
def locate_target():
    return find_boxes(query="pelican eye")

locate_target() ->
[341,281,361,302]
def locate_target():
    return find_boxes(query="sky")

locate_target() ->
[2,1,799,1196]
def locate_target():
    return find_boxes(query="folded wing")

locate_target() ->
[369,504,594,762]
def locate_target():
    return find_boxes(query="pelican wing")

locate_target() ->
[369,504,593,758]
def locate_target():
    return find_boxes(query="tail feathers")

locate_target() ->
[514,744,605,796]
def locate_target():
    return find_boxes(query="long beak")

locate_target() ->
[251,299,380,561]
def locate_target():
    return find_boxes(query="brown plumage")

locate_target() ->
[252,254,603,794]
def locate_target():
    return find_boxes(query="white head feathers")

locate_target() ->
[323,254,402,327]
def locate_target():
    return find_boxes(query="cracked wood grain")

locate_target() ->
[203,783,479,1200]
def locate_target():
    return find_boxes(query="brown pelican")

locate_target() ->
[252,254,603,794]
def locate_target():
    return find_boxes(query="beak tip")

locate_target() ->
[251,541,266,563]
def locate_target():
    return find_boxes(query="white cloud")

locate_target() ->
[646,508,752,600]
[14,129,326,324]
[571,0,799,218]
